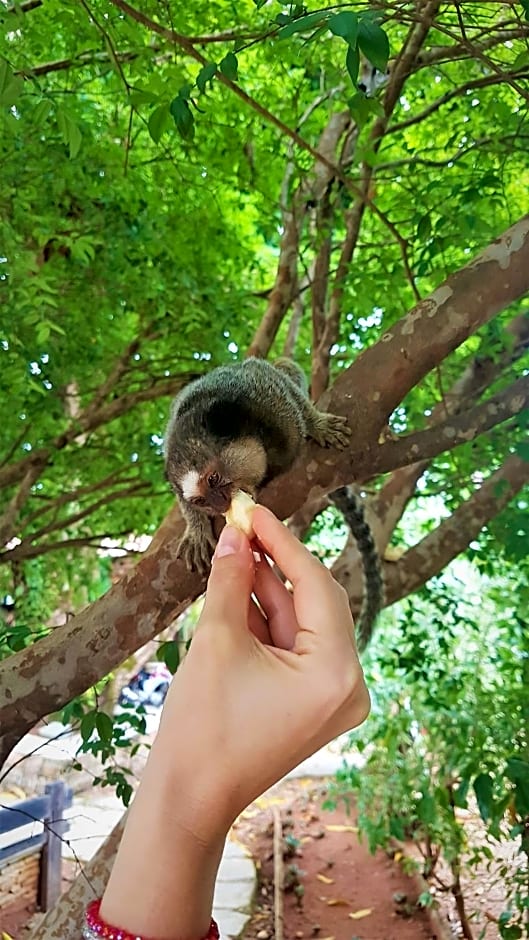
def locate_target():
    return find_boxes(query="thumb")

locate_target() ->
[200,525,254,628]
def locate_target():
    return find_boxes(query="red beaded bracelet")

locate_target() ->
[83,898,220,940]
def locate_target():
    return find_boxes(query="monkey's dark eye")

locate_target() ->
[207,472,221,488]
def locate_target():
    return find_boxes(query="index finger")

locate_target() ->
[252,505,331,590]
[253,506,355,653]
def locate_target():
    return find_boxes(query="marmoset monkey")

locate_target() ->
[164,357,350,572]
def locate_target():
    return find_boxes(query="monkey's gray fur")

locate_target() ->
[164,357,350,572]
[329,486,384,649]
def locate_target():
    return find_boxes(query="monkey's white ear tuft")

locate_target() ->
[225,490,256,538]
[180,469,201,499]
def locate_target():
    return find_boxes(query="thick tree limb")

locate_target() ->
[369,311,529,549]
[0,507,197,764]
[332,454,529,634]
[265,215,529,521]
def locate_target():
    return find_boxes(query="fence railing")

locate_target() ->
[0,780,72,912]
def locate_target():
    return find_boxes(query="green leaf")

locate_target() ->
[417,792,436,824]
[500,926,522,940]
[345,44,360,87]
[157,639,180,674]
[196,62,217,94]
[505,757,529,815]
[129,88,159,107]
[520,0,529,20]
[473,772,494,822]
[0,58,24,108]
[515,441,529,462]
[219,52,238,82]
[328,11,359,47]
[417,215,432,239]
[169,96,195,140]
[178,83,193,101]
[512,49,529,69]
[348,90,383,127]
[95,711,113,745]
[453,776,470,808]
[278,11,328,38]
[80,711,97,742]
[56,106,82,158]
[418,891,434,908]
[357,19,390,72]
[33,99,52,125]
[148,104,171,143]
[253,0,268,8]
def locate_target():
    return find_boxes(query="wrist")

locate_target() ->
[147,727,235,843]
[101,739,228,940]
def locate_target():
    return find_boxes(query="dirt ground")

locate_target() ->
[233,779,438,940]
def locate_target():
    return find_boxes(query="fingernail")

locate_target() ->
[214,525,244,559]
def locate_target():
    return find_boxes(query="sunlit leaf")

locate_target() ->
[169,96,195,140]
[196,62,217,94]
[328,11,359,46]
[357,19,390,72]
[219,52,238,81]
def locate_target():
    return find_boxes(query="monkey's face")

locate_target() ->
[179,465,234,516]
[175,436,267,517]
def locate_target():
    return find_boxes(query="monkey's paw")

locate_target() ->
[177,531,216,576]
[311,412,351,450]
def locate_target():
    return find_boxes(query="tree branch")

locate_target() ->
[368,311,529,547]
[0,373,193,494]
[371,374,529,477]
[247,111,352,359]
[382,454,529,606]
[388,72,529,136]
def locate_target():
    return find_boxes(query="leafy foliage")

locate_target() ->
[327,570,529,936]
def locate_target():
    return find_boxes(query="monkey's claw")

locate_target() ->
[177,532,216,576]
[312,413,351,450]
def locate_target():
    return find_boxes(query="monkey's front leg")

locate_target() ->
[302,401,351,449]
[177,502,217,575]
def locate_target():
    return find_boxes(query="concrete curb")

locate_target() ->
[214,839,257,939]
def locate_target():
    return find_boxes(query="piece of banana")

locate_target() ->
[224,490,256,538]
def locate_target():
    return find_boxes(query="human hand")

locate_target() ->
[156,504,370,838]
